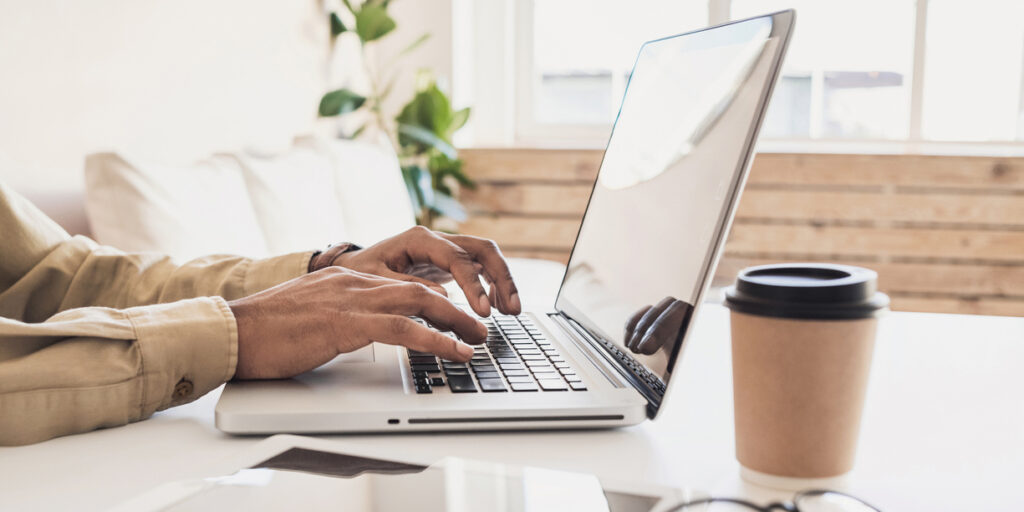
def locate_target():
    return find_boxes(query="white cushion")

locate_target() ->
[300,136,416,246]
[84,152,269,262]
[235,146,348,254]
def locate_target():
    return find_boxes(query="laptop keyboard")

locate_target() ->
[406,314,586,394]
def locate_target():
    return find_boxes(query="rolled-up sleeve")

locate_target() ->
[0,182,311,445]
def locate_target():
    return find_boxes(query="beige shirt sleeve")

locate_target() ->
[0,182,313,445]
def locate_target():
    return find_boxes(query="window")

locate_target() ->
[458,0,1024,151]
[531,0,707,125]
[732,0,916,140]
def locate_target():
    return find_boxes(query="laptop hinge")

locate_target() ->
[548,312,663,418]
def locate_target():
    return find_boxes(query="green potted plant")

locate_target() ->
[318,0,474,229]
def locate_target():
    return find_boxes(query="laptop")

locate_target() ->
[216,10,795,434]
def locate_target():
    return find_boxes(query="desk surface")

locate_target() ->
[2,260,1023,511]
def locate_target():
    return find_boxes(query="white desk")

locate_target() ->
[2,259,1023,511]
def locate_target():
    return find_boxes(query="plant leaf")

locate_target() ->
[355,4,397,43]
[449,107,470,134]
[398,123,457,159]
[342,0,356,15]
[401,165,433,215]
[318,88,366,117]
[330,12,347,36]
[430,192,468,222]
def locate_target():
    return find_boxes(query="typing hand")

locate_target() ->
[315,226,522,318]
[228,267,487,380]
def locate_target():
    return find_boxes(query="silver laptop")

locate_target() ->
[216,11,794,434]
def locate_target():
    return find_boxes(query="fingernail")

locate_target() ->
[510,292,521,312]
[457,342,474,359]
[478,293,491,314]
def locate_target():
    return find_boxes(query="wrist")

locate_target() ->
[308,243,362,273]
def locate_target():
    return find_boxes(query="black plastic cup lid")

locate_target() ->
[723,263,890,320]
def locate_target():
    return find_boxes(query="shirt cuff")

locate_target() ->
[125,297,238,414]
[242,251,316,296]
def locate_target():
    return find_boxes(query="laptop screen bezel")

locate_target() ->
[550,10,796,419]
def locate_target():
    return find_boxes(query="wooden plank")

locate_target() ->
[461,148,601,183]
[462,149,1024,189]
[462,183,591,216]
[460,216,581,249]
[724,224,1024,263]
[888,295,1024,317]
[748,153,1024,190]
[715,256,1024,297]
[735,189,1024,226]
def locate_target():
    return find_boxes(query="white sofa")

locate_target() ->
[33,137,416,261]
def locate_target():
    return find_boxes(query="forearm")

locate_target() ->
[0,298,237,446]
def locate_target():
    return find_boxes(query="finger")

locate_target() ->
[625,305,652,347]
[359,314,474,362]
[364,282,486,343]
[627,297,675,352]
[485,273,505,314]
[376,268,449,297]
[637,300,691,355]
[406,231,492,317]
[442,234,521,315]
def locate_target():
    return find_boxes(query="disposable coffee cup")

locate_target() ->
[723,263,889,488]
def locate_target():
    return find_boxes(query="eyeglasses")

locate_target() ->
[665,489,881,512]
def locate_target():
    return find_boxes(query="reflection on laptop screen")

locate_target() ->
[555,15,782,388]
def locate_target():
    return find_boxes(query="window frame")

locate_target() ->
[458,0,1024,154]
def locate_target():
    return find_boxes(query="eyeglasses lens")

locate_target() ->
[793,491,880,512]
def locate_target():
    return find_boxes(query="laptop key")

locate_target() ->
[431,377,445,386]
[503,369,529,377]
[564,374,582,382]
[511,382,539,392]
[475,371,501,380]
[506,375,534,383]
[533,373,562,380]
[411,364,441,373]
[415,384,432,394]
[478,378,507,392]
[569,381,587,391]
[447,375,478,393]
[538,380,568,391]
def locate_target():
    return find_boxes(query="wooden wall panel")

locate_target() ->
[458,149,1024,317]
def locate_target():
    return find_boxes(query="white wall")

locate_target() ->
[0,0,329,195]
[0,0,456,197]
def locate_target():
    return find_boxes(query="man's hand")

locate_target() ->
[311,226,522,318]
[228,266,487,380]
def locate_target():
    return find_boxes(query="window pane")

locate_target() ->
[922,0,1024,142]
[532,0,708,125]
[732,1,916,139]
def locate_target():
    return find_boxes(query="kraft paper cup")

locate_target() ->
[724,264,889,487]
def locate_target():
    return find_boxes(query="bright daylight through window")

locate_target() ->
[523,0,1024,147]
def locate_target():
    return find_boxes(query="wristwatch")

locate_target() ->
[308,242,363,273]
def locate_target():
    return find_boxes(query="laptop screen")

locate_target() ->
[554,12,792,412]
